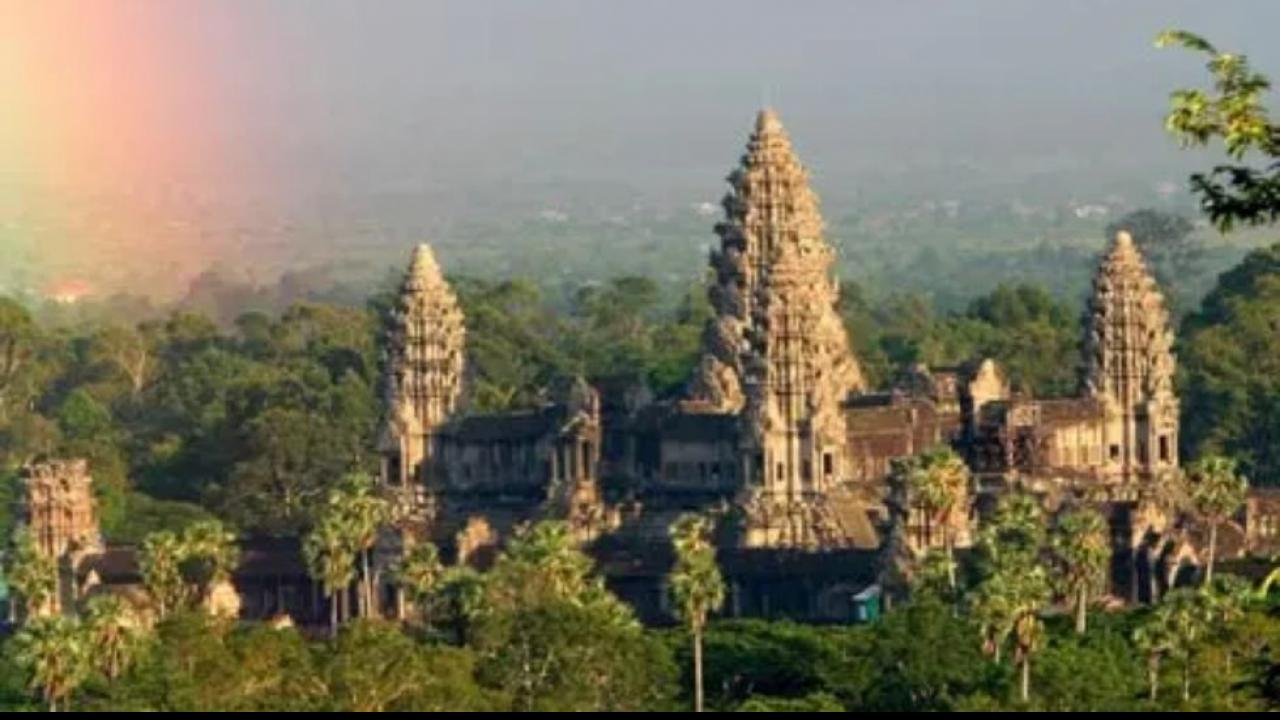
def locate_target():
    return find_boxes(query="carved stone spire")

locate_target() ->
[687,108,864,413]
[680,109,867,548]
[381,243,466,491]
[19,458,102,617]
[1083,231,1179,481]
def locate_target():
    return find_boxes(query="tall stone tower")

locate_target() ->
[695,110,867,548]
[19,458,102,615]
[1082,231,1179,484]
[688,109,865,414]
[380,244,466,508]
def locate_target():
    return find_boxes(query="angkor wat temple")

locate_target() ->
[18,110,1280,625]
[372,109,1261,621]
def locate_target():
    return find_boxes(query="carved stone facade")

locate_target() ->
[728,112,868,548]
[17,458,102,616]
[30,110,1280,624]
[687,110,865,415]
[1082,230,1180,484]
[379,243,466,521]
[363,110,1218,618]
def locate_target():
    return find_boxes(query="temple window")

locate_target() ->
[1159,435,1170,463]
[822,452,833,476]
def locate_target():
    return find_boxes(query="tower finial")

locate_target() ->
[409,243,440,277]
[756,107,784,135]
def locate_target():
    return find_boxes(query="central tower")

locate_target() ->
[692,109,867,547]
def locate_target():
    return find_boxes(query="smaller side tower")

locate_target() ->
[379,244,466,517]
[18,458,102,616]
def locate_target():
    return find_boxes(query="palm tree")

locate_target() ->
[324,474,390,618]
[12,615,90,711]
[908,447,970,591]
[493,520,594,604]
[667,513,725,713]
[970,489,1050,700]
[179,519,241,607]
[393,542,443,623]
[437,565,486,644]
[1184,456,1248,586]
[1051,506,1112,633]
[1133,615,1174,702]
[1004,566,1051,703]
[1203,574,1252,678]
[970,574,1014,663]
[304,515,357,638]
[1148,588,1213,703]
[82,594,143,681]
[978,491,1046,572]
[139,530,187,619]
[5,529,58,621]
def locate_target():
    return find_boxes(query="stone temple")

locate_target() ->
[15,109,1280,624]
[370,109,1220,619]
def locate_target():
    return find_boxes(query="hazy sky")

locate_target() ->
[4,0,1279,285]
[6,1,1278,192]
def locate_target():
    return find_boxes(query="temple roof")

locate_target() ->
[440,407,563,443]
[755,106,785,135]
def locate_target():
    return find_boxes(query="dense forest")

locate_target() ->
[1,509,1279,711]
[3,208,1279,543]
[3,28,1280,713]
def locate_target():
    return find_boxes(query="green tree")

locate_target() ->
[12,616,90,711]
[341,477,388,619]
[303,515,356,638]
[0,298,39,426]
[324,620,441,711]
[1134,614,1175,703]
[393,542,443,623]
[435,565,486,644]
[224,623,325,711]
[471,520,670,711]
[1007,567,1051,704]
[82,593,145,681]
[865,597,995,711]
[972,490,1051,701]
[1050,506,1112,634]
[178,519,240,607]
[977,491,1046,572]
[1184,456,1248,585]
[1157,30,1280,230]
[972,565,1050,702]
[4,528,58,621]
[667,513,726,712]
[906,447,969,591]
[1179,244,1280,483]
[139,530,187,619]
[87,323,156,400]
[1142,588,1214,704]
